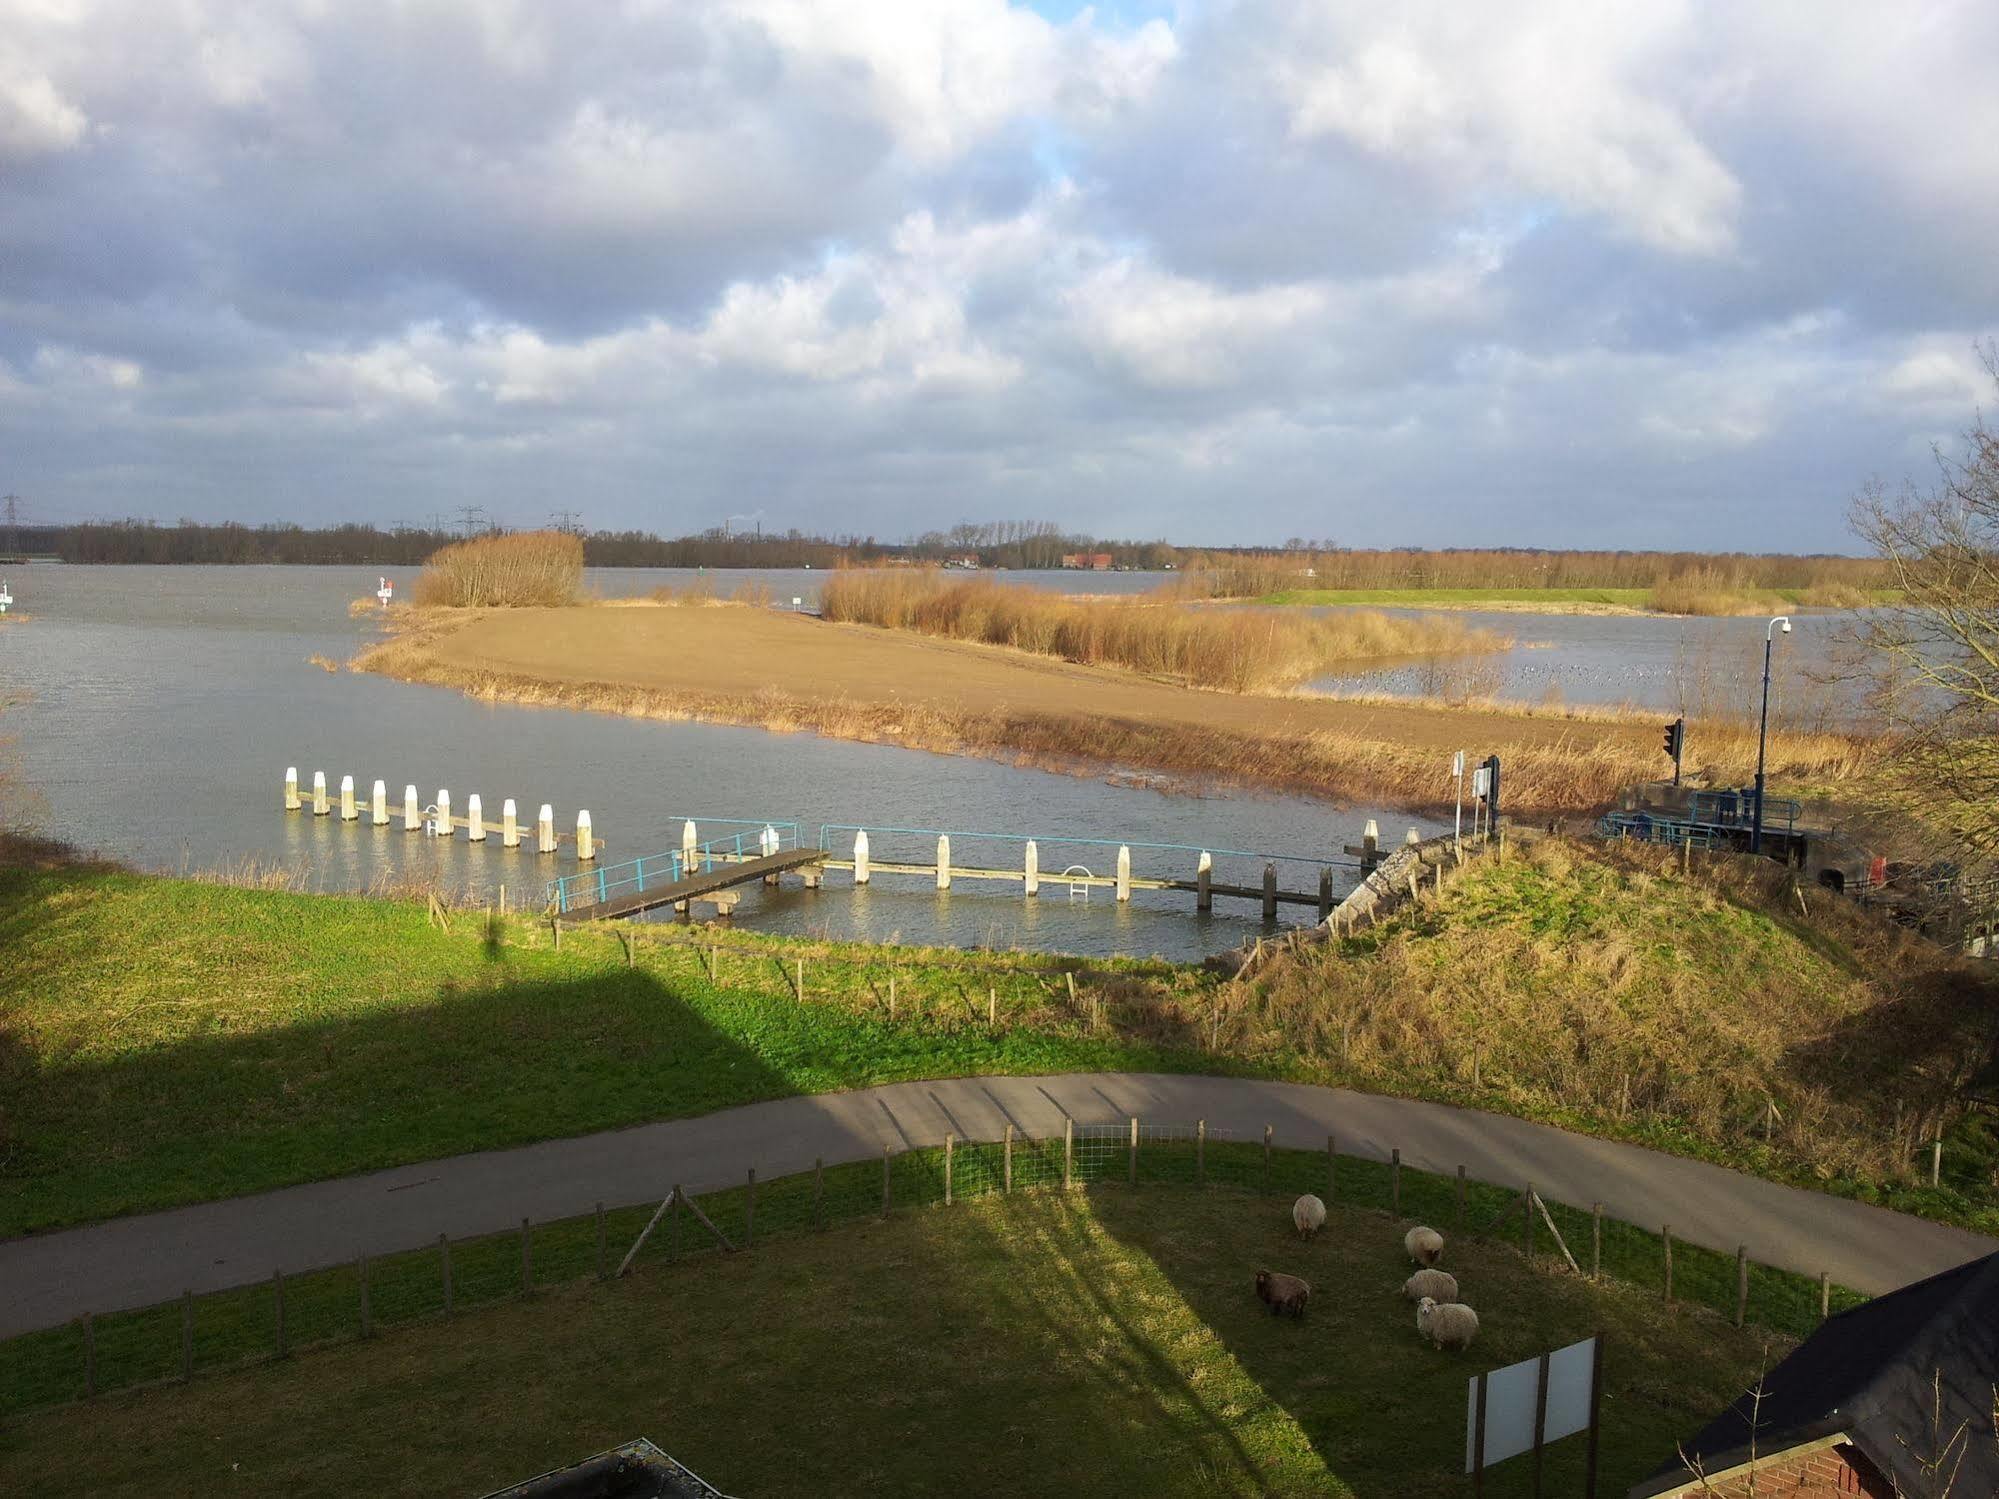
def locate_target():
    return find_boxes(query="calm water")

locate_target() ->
[1,565,1440,960]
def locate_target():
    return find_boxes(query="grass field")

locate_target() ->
[0,1179,1786,1498]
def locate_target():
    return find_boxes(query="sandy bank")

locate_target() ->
[352,605,1871,817]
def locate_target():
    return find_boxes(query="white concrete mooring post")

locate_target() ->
[1023,839,1039,897]
[537,804,556,854]
[436,789,451,838]
[311,771,329,816]
[403,785,420,832]
[681,820,698,871]
[1197,850,1213,912]
[466,794,486,842]
[1116,845,1132,903]
[339,775,357,822]
[371,780,388,826]
[1406,826,1421,846]
[936,835,951,890]
[502,799,519,848]
[853,830,871,885]
[284,767,301,811]
[576,810,594,862]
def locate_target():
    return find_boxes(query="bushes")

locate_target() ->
[820,569,1504,692]
[412,531,583,608]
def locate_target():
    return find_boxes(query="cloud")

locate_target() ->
[0,0,1993,548]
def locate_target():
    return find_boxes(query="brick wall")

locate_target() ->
[1667,1441,1892,1497]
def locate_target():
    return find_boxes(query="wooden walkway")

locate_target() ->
[559,848,826,922]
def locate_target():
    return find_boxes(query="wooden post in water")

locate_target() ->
[853,829,870,884]
[312,770,329,816]
[403,784,420,832]
[1318,867,1333,921]
[436,788,451,836]
[284,766,301,811]
[1024,839,1039,896]
[339,774,358,821]
[1116,845,1132,903]
[1262,863,1278,922]
[502,798,519,848]
[466,793,486,841]
[576,810,594,861]
[537,803,556,854]
[1196,851,1212,913]
[371,779,388,826]
[936,835,951,890]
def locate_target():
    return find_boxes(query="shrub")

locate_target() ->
[412,531,583,608]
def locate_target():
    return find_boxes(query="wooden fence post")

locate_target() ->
[1129,1116,1139,1186]
[1819,1271,1831,1321]
[1391,1148,1402,1214]
[1734,1245,1748,1327]
[595,1205,606,1280]
[1004,1123,1014,1193]
[988,986,997,1028]
[274,1269,287,1358]
[1530,1350,1551,1497]
[1591,1203,1602,1279]
[1197,1118,1207,1184]
[181,1290,194,1381]
[440,1234,454,1313]
[945,1135,955,1205]
[746,1169,757,1247]
[1523,1185,1534,1258]
[1932,1139,1943,1188]
[1064,1119,1074,1191]
[1262,1124,1272,1193]
[1662,1226,1674,1303]
[359,1253,372,1337]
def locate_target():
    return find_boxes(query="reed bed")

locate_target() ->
[411,531,583,608]
[821,569,1504,692]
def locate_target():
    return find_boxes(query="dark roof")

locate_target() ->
[479,1439,735,1499]
[1630,1250,1999,1498]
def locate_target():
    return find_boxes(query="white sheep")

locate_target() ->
[1402,1268,1459,1303]
[1292,1193,1326,1238]
[1404,1225,1445,1267]
[1417,1296,1479,1351]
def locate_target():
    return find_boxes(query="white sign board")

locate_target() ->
[1452,750,1465,777]
[1471,767,1490,798]
[1466,1336,1597,1473]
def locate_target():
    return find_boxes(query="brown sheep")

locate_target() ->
[1255,1269,1311,1319]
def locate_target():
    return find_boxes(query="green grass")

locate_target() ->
[0,1165,1792,1498]
[0,855,1225,1236]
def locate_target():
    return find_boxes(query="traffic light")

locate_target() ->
[1663,717,1685,785]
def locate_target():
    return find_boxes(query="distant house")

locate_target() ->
[1058,552,1114,570]
[1629,1249,1999,1498]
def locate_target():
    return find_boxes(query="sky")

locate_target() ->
[2,1,1996,550]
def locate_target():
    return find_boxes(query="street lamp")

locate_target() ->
[1751,615,1791,855]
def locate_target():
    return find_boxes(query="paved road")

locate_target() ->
[3,1074,1992,1337]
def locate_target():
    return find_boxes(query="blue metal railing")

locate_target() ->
[547,819,800,914]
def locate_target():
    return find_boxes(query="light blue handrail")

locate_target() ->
[815,823,1346,870]
[547,820,801,913]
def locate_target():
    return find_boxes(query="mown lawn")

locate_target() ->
[0,852,1224,1236]
[0,1182,1781,1498]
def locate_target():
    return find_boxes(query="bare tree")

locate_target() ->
[1851,345,1999,850]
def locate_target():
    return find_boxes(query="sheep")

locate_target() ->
[1255,1269,1311,1319]
[1417,1296,1479,1351]
[1292,1193,1326,1238]
[1404,1225,1445,1267]
[1402,1268,1459,1303]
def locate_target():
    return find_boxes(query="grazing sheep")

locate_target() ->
[1255,1269,1311,1319]
[1404,1225,1445,1267]
[1292,1194,1326,1238]
[1402,1268,1459,1303]
[1417,1297,1479,1351]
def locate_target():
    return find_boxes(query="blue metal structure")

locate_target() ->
[546,819,801,914]
[1598,788,1802,850]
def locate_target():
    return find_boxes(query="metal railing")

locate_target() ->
[815,823,1351,875]
[546,820,801,914]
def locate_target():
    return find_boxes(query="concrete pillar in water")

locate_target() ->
[502,799,519,848]
[371,780,388,826]
[853,830,870,885]
[1405,826,1421,846]
[936,835,951,890]
[466,794,486,842]
[681,820,698,871]
[339,775,357,822]
[1023,839,1039,897]
[403,785,420,832]
[1362,818,1380,870]
[284,767,301,811]
[1197,850,1213,912]
[761,824,780,884]
[436,789,451,838]
[1116,845,1132,903]
[312,771,329,816]
[576,810,594,862]
[537,804,556,854]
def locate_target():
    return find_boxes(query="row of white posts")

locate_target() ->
[847,831,1139,901]
[284,768,595,860]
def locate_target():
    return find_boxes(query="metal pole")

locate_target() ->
[1753,618,1786,856]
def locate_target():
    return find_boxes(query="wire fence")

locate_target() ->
[0,1124,1868,1420]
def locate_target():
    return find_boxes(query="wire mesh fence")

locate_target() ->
[0,1124,1871,1419]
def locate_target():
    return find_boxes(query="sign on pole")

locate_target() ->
[1466,1335,1603,1492]
[1452,751,1466,850]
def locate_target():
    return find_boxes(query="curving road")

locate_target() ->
[2,1073,1992,1337]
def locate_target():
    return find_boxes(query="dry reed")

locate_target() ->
[412,531,583,608]
[1173,548,1891,599]
[821,569,1505,692]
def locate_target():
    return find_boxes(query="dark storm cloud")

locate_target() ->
[0,0,1992,547]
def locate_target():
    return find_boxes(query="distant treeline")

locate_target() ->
[6,519,1880,586]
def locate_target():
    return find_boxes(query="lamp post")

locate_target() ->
[1751,616,1791,855]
